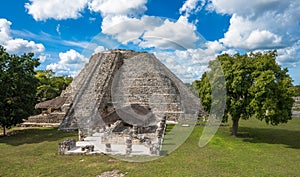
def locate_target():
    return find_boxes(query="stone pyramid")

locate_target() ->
[58,50,200,134]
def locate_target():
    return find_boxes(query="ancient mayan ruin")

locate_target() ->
[30,50,201,156]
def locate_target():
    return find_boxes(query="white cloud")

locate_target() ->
[154,41,224,82]
[277,41,300,67]
[22,0,201,51]
[25,0,88,21]
[246,30,281,48]
[46,49,89,76]
[208,0,290,17]
[93,46,105,54]
[101,15,163,44]
[5,38,45,54]
[209,0,300,51]
[88,0,147,16]
[220,15,282,50]
[0,19,12,43]
[59,49,88,65]
[25,0,148,21]
[91,0,201,50]
[140,16,199,49]
[180,0,205,17]
[38,54,49,63]
[0,18,45,54]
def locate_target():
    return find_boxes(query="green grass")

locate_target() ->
[0,119,300,177]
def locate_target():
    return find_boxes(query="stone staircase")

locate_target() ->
[60,52,124,131]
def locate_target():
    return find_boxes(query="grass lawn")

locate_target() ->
[0,118,300,177]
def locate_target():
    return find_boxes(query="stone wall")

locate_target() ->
[27,112,65,123]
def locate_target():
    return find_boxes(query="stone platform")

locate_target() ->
[65,132,153,156]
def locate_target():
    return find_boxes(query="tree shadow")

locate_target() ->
[0,128,77,146]
[238,126,300,149]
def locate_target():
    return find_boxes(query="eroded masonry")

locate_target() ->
[30,50,201,156]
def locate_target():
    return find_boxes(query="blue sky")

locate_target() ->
[0,0,299,84]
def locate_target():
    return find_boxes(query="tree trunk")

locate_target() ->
[232,118,239,137]
[2,126,6,136]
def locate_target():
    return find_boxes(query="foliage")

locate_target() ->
[0,46,40,135]
[35,70,72,102]
[193,51,295,136]
[1,118,300,176]
[292,85,300,96]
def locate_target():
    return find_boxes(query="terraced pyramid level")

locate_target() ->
[59,50,200,132]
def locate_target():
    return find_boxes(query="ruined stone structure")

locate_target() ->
[37,50,200,155]
[59,49,199,128]
[23,96,67,127]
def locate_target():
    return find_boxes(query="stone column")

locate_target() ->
[133,125,138,136]
[88,129,93,136]
[150,143,160,156]
[125,138,132,155]
[105,143,112,152]
[78,129,84,141]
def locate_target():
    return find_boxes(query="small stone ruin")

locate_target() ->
[58,139,76,155]
[23,97,67,127]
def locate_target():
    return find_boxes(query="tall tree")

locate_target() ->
[0,46,40,136]
[194,51,294,136]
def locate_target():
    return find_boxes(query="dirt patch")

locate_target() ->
[96,169,127,177]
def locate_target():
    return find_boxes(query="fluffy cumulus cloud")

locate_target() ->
[246,30,281,48]
[101,15,163,44]
[101,15,200,50]
[140,16,199,49]
[206,0,300,67]
[25,0,88,21]
[5,38,45,54]
[88,0,147,16]
[38,54,49,63]
[0,18,45,54]
[209,0,300,50]
[25,0,147,21]
[46,49,89,76]
[220,14,282,50]
[93,45,106,54]
[277,41,300,67]
[208,0,290,17]
[180,0,206,17]
[155,41,225,82]
[97,0,201,50]
[0,19,11,43]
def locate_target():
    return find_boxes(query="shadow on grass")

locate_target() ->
[0,128,76,146]
[239,127,300,149]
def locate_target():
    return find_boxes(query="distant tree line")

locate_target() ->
[292,85,300,96]
[35,70,72,103]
